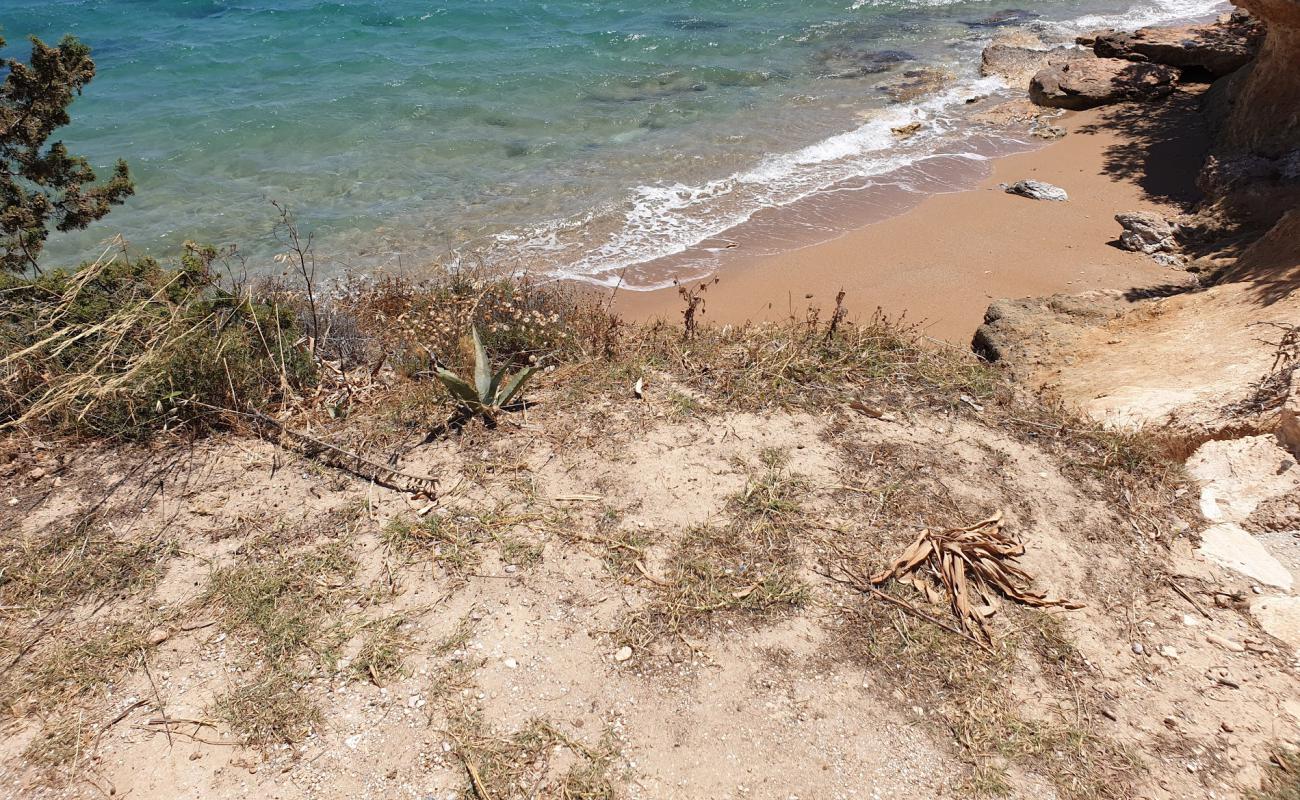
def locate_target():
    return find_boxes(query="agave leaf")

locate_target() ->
[497,366,538,407]
[488,362,512,406]
[471,326,492,401]
[436,368,483,410]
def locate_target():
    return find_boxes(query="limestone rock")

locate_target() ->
[1115,211,1177,254]
[980,43,1092,88]
[1004,179,1068,202]
[1250,595,1300,651]
[972,290,1133,368]
[1220,0,1300,158]
[1281,371,1300,458]
[1030,60,1178,110]
[1187,435,1300,524]
[1197,522,1295,590]
[1090,16,1263,76]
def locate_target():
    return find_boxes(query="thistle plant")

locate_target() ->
[435,327,537,421]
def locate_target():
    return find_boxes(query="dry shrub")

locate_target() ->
[0,241,314,438]
[330,265,620,381]
[622,308,1000,413]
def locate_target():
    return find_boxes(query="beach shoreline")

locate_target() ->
[607,88,1211,344]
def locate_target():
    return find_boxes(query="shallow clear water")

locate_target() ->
[5,0,1225,285]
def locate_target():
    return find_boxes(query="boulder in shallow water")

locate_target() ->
[1004,179,1069,201]
[1029,59,1178,109]
[1115,211,1177,253]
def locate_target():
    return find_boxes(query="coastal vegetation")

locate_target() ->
[2,9,1299,800]
[0,33,132,274]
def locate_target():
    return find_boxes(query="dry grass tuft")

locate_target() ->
[614,309,1000,415]
[448,714,620,800]
[0,514,174,612]
[1251,749,1300,800]
[383,507,546,578]
[619,457,808,648]
[834,597,1140,800]
[204,541,356,666]
[216,670,322,746]
[350,613,413,686]
[203,540,356,747]
[0,242,314,437]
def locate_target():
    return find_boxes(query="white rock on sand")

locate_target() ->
[1196,523,1295,591]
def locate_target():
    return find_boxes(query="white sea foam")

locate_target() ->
[1055,0,1229,33]
[508,0,1233,288]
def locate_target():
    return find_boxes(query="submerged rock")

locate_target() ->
[1004,179,1069,201]
[1029,59,1178,109]
[965,9,1042,28]
[878,67,953,102]
[1115,211,1178,253]
[815,48,915,79]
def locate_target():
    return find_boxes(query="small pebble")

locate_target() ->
[614,646,633,663]
[1131,643,1145,655]
[503,657,518,669]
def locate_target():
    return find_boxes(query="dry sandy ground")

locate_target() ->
[2,368,1299,799]
[615,91,1207,344]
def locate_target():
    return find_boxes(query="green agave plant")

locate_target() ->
[435,326,538,420]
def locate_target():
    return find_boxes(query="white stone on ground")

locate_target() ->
[1186,435,1300,524]
[1196,523,1295,591]
[1250,596,1300,652]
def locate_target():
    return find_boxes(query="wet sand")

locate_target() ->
[611,91,1210,344]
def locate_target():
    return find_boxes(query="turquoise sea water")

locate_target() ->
[5,0,1225,286]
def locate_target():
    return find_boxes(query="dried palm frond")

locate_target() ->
[869,511,1081,641]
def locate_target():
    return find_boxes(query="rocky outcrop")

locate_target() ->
[1087,14,1263,77]
[1281,372,1300,457]
[971,290,1134,368]
[980,43,1092,88]
[1217,0,1300,158]
[1029,60,1178,109]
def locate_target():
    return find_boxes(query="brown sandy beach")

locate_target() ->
[615,91,1210,343]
